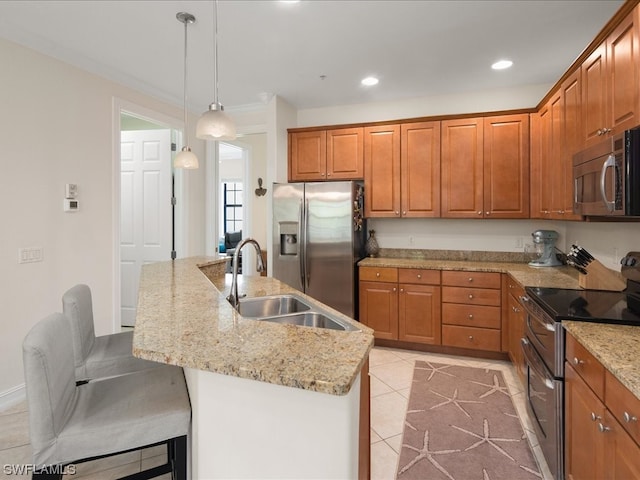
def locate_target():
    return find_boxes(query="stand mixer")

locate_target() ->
[528,230,563,267]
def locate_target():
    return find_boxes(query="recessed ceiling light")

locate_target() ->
[492,60,513,70]
[361,76,379,86]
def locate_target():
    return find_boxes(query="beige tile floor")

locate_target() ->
[1,346,552,480]
[369,346,554,480]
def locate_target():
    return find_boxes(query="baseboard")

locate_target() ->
[0,384,26,412]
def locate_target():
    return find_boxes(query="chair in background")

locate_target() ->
[23,313,190,480]
[224,230,243,273]
[62,284,159,382]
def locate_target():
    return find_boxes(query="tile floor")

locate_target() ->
[1,346,552,480]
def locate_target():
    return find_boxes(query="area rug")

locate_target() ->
[396,360,541,480]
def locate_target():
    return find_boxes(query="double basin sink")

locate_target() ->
[234,294,360,332]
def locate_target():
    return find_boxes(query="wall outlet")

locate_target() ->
[612,247,619,267]
[408,236,414,246]
[18,247,43,264]
[515,237,524,248]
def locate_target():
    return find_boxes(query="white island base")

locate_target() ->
[184,367,362,480]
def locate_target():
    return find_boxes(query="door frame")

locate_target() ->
[112,97,185,331]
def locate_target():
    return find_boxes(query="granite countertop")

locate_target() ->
[132,256,374,396]
[358,257,581,289]
[563,321,640,400]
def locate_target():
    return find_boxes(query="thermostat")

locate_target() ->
[65,183,78,199]
[64,198,79,212]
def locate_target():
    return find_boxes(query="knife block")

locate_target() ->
[578,259,627,291]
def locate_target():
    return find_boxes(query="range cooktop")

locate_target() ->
[525,283,640,326]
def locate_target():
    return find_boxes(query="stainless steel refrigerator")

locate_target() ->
[272,181,365,318]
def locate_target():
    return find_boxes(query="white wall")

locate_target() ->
[0,38,206,396]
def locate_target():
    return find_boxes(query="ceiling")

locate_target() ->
[0,1,624,113]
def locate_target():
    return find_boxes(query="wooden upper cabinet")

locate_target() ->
[561,70,584,220]
[483,114,530,218]
[400,122,441,217]
[326,128,364,180]
[441,118,484,218]
[364,125,401,217]
[442,115,529,219]
[289,130,326,181]
[531,93,561,218]
[581,5,640,148]
[289,127,363,182]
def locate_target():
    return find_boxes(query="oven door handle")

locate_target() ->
[519,296,555,332]
[521,338,555,390]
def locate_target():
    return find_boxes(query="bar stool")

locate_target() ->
[62,284,158,382]
[23,313,191,479]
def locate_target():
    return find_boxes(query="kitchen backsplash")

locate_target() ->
[376,248,530,263]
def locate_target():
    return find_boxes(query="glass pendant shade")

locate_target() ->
[174,146,199,169]
[196,103,236,141]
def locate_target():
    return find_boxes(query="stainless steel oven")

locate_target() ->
[519,295,564,480]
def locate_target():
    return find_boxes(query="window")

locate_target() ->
[223,182,243,234]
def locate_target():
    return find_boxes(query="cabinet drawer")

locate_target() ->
[442,303,501,328]
[606,370,640,445]
[442,325,501,352]
[442,271,501,289]
[566,333,605,400]
[398,268,440,285]
[442,286,501,306]
[359,266,398,283]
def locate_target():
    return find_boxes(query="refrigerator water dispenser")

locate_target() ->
[279,222,298,256]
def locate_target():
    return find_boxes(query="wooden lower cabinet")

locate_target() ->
[565,333,640,480]
[399,283,441,344]
[359,266,440,345]
[441,271,502,352]
[505,275,526,384]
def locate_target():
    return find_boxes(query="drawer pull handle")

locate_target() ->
[376,272,380,278]
[573,357,584,366]
[468,314,473,319]
[591,412,601,422]
[392,287,397,292]
[468,277,473,282]
[597,423,611,433]
[624,412,638,423]
[468,294,474,299]
[417,274,422,279]
[400,288,404,293]
[468,335,474,341]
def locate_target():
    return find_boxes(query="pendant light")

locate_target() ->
[174,12,199,169]
[196,0,236,141]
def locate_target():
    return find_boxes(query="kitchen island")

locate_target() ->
[132,257,374,479]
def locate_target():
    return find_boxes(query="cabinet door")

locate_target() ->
[606,9,640,136]
[398,284,441,345]
[561,70,584,220]
[507,292,525,384]
[565,363,607,480]
[364,125,401,217]
[604,410,640,480]
[359,281,398,340]
[483,114,530,218]
[441,118,484,218]
[400,122,441,217]
[327,127,364,180]
[289,131,326,181]
[582,43,608,149]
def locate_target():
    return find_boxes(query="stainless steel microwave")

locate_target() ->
[573,126,640,217]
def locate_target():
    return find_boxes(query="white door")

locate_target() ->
[120,129,172,326]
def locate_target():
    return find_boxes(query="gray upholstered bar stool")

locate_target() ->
[62,284,159,382]
[23,313,191,480]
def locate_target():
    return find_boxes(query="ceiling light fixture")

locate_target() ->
[196,0,236,141]
[361,76,379,86]
[174,12,199,169]
[491,59,513,70]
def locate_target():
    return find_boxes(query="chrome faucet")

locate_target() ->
[227,238,266,309]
